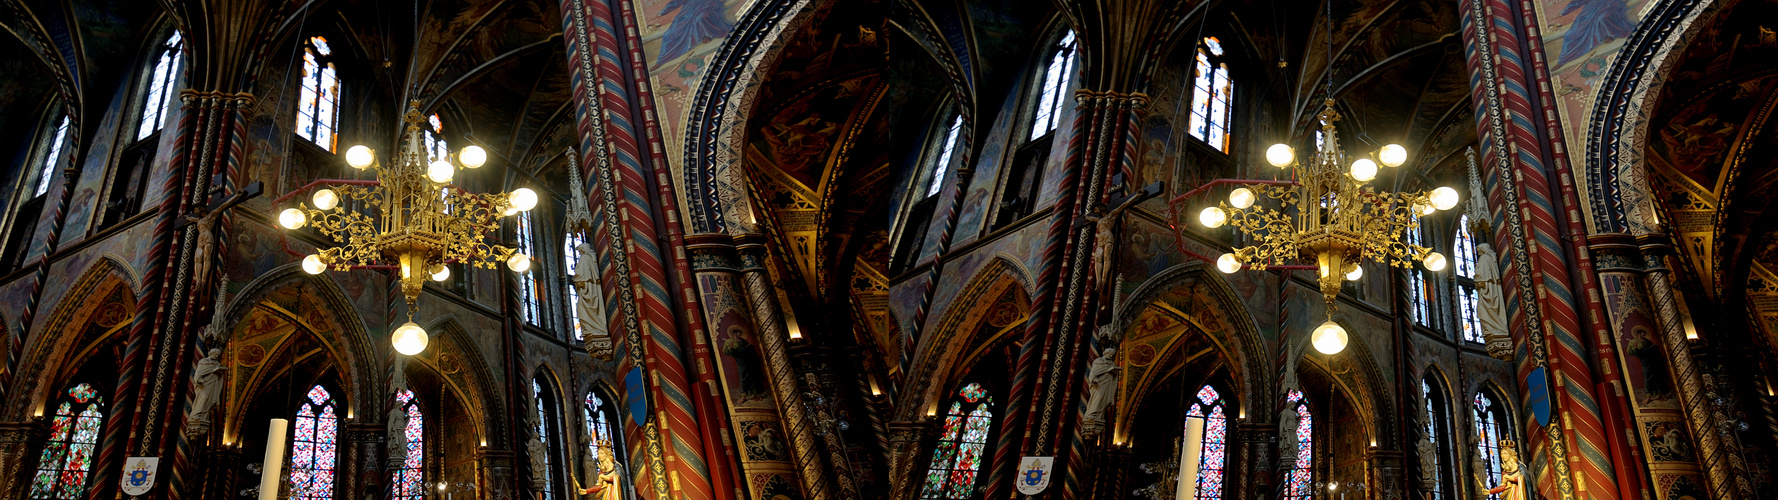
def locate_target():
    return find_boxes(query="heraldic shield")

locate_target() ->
[1015,456,1054,495]
[120,457,160,496]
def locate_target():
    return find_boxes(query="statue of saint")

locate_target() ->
[186,348,224,436]
[572,242,604,335]
[526,409,548,488]
[1482,440,1528,500]
[1474,243,1511,359]
[1083,194,1142,310]
[1081,347,1121,434]
[387,405,409,460]
[185,208,221,289]
[575,440,624,500]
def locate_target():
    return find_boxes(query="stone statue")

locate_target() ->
[1474,243,1512,359]
[1481,440,1527,500]
[572,242,604,335]
[186,348,224,437]
[575,438,624,500]
[387,403,409,461]
[185,208,222,290]
[1415,411,1438,491]
[1467,434,1488,500]
[1083,193,1142,310]
[526,405,548,488]
[1278,401,1300,461]
[1081,347,1121,437]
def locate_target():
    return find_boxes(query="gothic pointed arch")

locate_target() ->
[1110,262,1267,420]
[412,318,506,448]
[220,264,378,440]
[9,256,139,420]
[895,256,1032,421]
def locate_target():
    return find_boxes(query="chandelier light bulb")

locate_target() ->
[507,253,532,273]
[301,254,327,275]
[391,322,430,355]
[1430,186,1460,211]
[1266,144,1294,168]
[430,264,450,282]
[311,189,339,210]
[510,188,539,212]
[459,145,487,168]
[278,208,307,229]
[1414,203,1435,216]
[1344,264,1363,281]
[1311,319,1349,355]
[428,160,455,183]
[1199,207,1228,228]
[1349,158,1378,182]
[1423,251,1448,272]
[345,145,374,169]
[1379,144,1408,167]
[1216,253,1243,274]
[1229,188,1255,209]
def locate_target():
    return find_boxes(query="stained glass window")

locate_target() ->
[1408,216,1436,328]
[1474,391,1507,500]
[1029,31,1078,141]
[33,116,70,197]
[1455,215,1482,342]
[138,31,184,140]
[517,211,542,325]
[424,114,449,162]
[925,115,963,198]
[295,37,340,151]
[534,380,561,500]
[29,383,105,500]
[585,392,618,464]
[390,390,425,500]
[1421,379,1448,500]
[1282,390,1314,500]
[290,385,339,500]
[1189,37,1234,152]
[1181,385,1227,499]
[920,382,995,499]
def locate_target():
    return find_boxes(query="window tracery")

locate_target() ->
[34,116,70,197]
[1189,37,1233,152]
[1029,31,1078,140]
[534,379,561,500]
[138,31,184,141]
[296,36,341,151]
[1408,216,1436,328]
[290,385,339,500]
[585,392,618,463]
[1183,385,1228,499]
[390,390,425,500]
[517,211,541,324]
[29,383,104,500]
[1421,379,1449,500]
[920,382,994,499]
[1455,215,1482,342]
[1474,391,1508,500]
[926,115,963,198]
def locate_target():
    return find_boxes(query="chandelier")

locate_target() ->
[276,101,538,355]
[1193,100,1459,354]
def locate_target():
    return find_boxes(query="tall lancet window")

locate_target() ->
[926,115,963,198]
[424,114,449,162]
[1455,216,1482,342]
[1421,378,1451,500]
[29,383,105,499]
[1029,31,1079,140]
[1189,37,1234,152]
[533,379,563,500]
[33,116,70,197]
[290,385,339,500]
[1181,385,1228,499]
[516,211,541,324]
[1282,390,1314,500]
[585,392,618,463]
[1407,215,1435,328]
[390,390,425,500]
[920,382,995,499]
[1474,391,1510,500]
[296,36,341,151]
[138,31,184,140]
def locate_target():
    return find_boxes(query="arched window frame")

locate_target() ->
[516,211,542,325]
[1420,375,1453,500]
[137,31,184,141]
[390,389,425,500]
[533,378,566,500]
[1282,389,1314,500]
[1181,384,1231,499]
[1188,37,1234,153]
[1407,215,1437,329]
[888,105,965,273]
[919,382,997,499]
[295,36,341,151]
[1027,30,1079,141]
[29,382,106,500]
[1454,215,1482,342]
[584,390,623,477]
[924,114,964,199]
[1473,389,1512,500]
[289,384,340,500]
[29,114,71,199]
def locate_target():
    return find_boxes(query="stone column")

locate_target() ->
[1085,445,1132,500]
[194,446,241,500]
[1640,234,1750,498]
[885,419,937,500]
[1235,422,1276,500]
[338,423,383,500]
[0,419,46,499]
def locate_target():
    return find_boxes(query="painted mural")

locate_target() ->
[1533,0,1650,159]
[1647,76,1778,192]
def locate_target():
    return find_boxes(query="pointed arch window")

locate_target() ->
[290,385,339,500]
[1181,385,1228,499]
[1407,216,1436,328]
[1455,216,1482,342]
[1029,31,1079,141]
[390,390,425,500]
[1474,391,1510,500]
[32,116,70,198]
[516,211,542,325]
[1282,390,1314,500]
[1421,378,1451,500]
[565,231,595,340]
[29,383,105,499]
[1189,37,1234,152]
[585,392,619,464]
[925,115,964,198]
[138,31,184,140]
[296,36,341,151]
[920,383,995,499]
[533,379,564,500]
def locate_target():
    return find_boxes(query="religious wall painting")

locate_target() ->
[227,221,291,283]
[1643,420,1695,463]
[888,273,929,336]
[752,472,804,500]
[1137,116,1175,208]
[706,301,774,408]
[748,75,879,190]
[1599,276,1680,410]
[952,88,1023,247]
[1656,473,1705,500]
[1534,0,1654,149]
[1118,215,1183,289]
[1648,76,1778,191]
[739,419,790,461]
[1113,302,1219,439]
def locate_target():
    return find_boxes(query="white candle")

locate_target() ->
[1175,417,1206,500]
[259,419,289,500]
